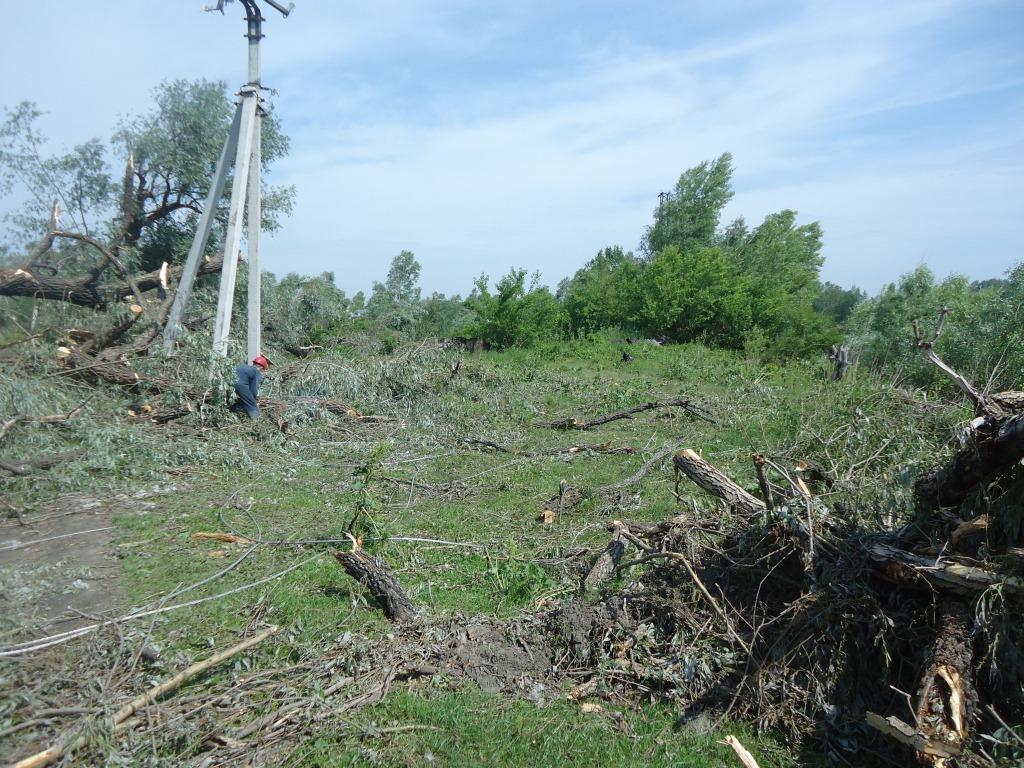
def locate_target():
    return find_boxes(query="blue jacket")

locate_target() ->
[235,364,262,397]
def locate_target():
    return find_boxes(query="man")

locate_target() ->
[230,354,268,420]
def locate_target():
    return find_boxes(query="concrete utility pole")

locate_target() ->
[163,0,294,362]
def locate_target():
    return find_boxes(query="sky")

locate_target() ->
[0,0,1022,297]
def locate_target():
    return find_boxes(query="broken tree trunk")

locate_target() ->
[915,600,976,763]
[583,524,628,590]
[0,257,223,309]
[546,398,714,429]
[334,550,418,623]
[828,344,850,381]
[865,601,977,764]
[866,541,1023,598]
[673,449,766,518]
[914,413,1024,513]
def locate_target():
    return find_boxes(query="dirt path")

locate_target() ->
[0,484,179,639]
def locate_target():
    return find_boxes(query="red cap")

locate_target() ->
[252,354,269,369]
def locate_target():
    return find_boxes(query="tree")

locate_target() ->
[558,246,642,335]
[814,282,865,324]
[846,265,1021,391]
[365,250,425,331]
[724,210,836,355]
[465,269,564,349]
[0,79,293,361]
[642,152,734,258]
[635,245,750,346]
[262,271,349,351]
[416,292,476,339]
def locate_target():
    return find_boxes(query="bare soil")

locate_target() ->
[0,484,179,640]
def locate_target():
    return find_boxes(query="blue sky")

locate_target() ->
[1,0,1021,297]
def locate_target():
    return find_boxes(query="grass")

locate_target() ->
[0,337,970,765]
[284,687,809,767]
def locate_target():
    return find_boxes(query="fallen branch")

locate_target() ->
[673,449,766,517]
[0,451,81,477]
[0,256,223,309]
[11,626,277,768]
[545,398,715,429]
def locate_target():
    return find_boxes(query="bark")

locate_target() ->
[914,600,976,763]
[334,550,418,623]
[673,449,766,518]
[546,398,714,429]
[828,344,850,381]
[0,257,222,309]
[0,452,81,477]
[914,413,1024,512]
[583,526,628,591]
[866,541,1023,597]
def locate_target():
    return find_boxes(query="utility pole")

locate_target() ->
[163,0,294,362]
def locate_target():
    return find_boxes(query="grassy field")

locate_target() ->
[0,338,968,766]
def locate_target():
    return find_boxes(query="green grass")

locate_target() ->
[282,687,807,768]
[1,338,970,765]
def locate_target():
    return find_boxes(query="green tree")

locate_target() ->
[724,210,836,355]
[642,152,734,258]
[0,80,293,274]
[846,265,1020,391]
[558,246,641,335]
[262,271,349,350]
[465,269,564,349]
[417,292,476,339]
[636,245,750,346]
[366,250,425,331]
[814,282,866,324]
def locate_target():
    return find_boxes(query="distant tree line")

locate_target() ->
[1,80,1017,392]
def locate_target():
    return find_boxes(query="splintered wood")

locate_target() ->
[334,550,418,623]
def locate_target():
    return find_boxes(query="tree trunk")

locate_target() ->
[914,413,1024,512]
[673,449,766,517]
[334,550,418,623]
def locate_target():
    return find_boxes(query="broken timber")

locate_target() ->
[334,550,418,623]
[545,398,714,430]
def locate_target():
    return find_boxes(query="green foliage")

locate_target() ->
[557,246,641,336]
[847,263,1023,392]
[366,250,426,331]
[0,80,294,273]
[642,152,734,257]
[464,269,564,349]
[262,271,350,349]
[635,245,750,346]
[416,291,477,339]
[815,281,866,324]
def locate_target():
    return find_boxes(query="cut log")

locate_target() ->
[673,449,766,517]
[546,398,714,429]
[334,550,418,623]
[149,404,194,424]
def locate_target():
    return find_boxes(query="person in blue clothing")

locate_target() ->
[229,354,269,419]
